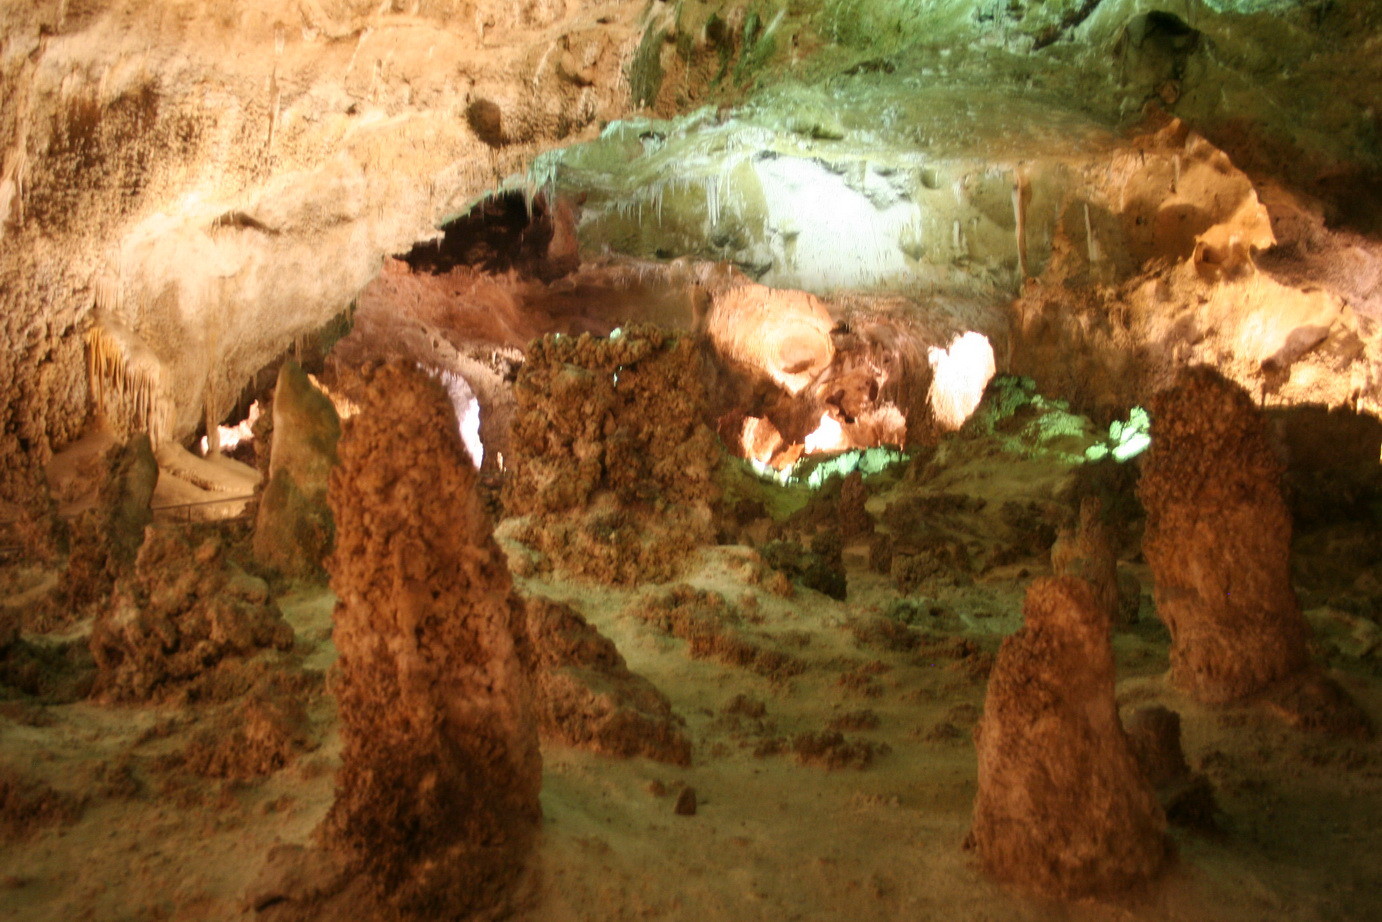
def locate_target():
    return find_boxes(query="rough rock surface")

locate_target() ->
[1050,495,1121,626]
[252,361,340,579]
[323,361,541,920]
[504,325,720,583]
[88,526,292,702]
[61,434,157,610]
[0,0,659,495]
[1139,367,1370,734]
[970,576,1169,900]
[525,595,691,765]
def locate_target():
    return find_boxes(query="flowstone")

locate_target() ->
[323,361,541,920]
[969,576,1169,899]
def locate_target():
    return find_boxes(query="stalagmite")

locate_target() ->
[323,360,541,919]
[969,576,1169,899]
[1050,495,1122,626]
[1138,367,1371,735]
[252,361,341,579]
[61,434,158,610]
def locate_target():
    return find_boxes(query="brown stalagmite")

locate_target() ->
[1050,494,1121,625]
[322,360,541,920]
[970,576,1168,899]
[525,596,692,765]
[1138,366,1308,703]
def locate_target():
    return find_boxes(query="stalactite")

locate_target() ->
[1084,202,1101,264]
[85,320,174,447]
[1012,167,1029,280]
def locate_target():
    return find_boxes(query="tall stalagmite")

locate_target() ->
[252,361,340,578]
[1139,366,1308,702]
[1138,367,1370,733]
[970,576,1168,899]
[323,361,541,920]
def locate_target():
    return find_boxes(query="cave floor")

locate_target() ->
[2,427,1380,922]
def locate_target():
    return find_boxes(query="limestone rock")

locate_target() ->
[252,361,340,578]
[970,576,1169,899]
[322,361,541,920]
[525,596,691,766]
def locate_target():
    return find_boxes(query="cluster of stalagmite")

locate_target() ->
[323,361,541,920]
[970,576,1169,899]
[1138,367,1370,735]
[89,526,292,702]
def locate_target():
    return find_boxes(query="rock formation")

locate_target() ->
[525,596,691,765]
[323,361,541,920]
[61,434,157,610]
[969,576,1169,899]
[88,526,292,702]
[1050,495,1122,626]
[252,361,340,579]
[503,325,720,583]
[1139,367,1371,734]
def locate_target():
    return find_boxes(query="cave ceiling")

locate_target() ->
[1,0,1380,492]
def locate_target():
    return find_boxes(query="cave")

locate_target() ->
[2,1,1381,920]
